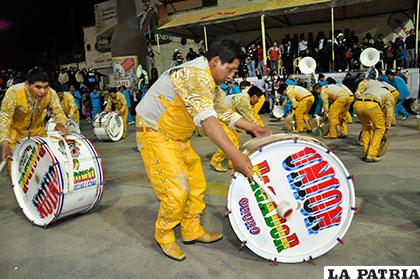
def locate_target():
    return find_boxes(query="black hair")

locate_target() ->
[27,67,49,84]
[55,84,64,92]
[278,83,288,95]
[326,77,336,84]
[313,83,322,91]
[247,86,263,97]
[109,87,118,93]
[204,39,246,64]
[319,73,325,79]
[385,69,396,76]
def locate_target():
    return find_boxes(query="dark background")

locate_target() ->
[0,0,103,71]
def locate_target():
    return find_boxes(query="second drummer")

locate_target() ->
[56,85,80,123]
[104,88,128,139]
[0,67,68,175]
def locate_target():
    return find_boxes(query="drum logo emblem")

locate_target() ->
[19,143,46,193]
[252,161,300,253]
[283,147,343,234]
[239,198,260,235]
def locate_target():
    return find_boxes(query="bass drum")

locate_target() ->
[93,112,123,141]
[272,106,285,119]
[46,118,80,134]
[11,133,104,226]
[227,134,355,263]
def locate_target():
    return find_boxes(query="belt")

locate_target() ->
[136,126,156,133]
[356,98,380,105]
[300,95,312,100]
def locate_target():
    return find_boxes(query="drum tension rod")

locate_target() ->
[326,147,333,153]
[351,206,360,214]
[307,256,316,265]
[239,241,247,250]
[224,210,232,217]
[337,237,345,245]
[270,258,280,266]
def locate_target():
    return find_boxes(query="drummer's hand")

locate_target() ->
[384,128,390,140]
[55,124,69,133]
[104,108,110,113]
[1,142,12,161]
[251,126,271,137]
[230,151,253,179]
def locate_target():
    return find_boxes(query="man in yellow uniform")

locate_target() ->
[56,86,80,123]
[104,88,128,139]
[282,84,315,132]
[251,93,266,127]
[354,79,394,162]
[0,67,68,175]
[135,40,269,261]
[210,86,264,172]
[380,81,399,126]
[320,83,354,138]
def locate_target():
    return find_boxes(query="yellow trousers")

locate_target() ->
[295,96,315,132]
[136,128,206,244]
[328,96,353,138]
[391,90,399,126]
[121,110,128,139]
[354,101,386,158]
[210,122,240,166]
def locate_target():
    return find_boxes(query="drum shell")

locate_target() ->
[11,133,104,226]
[93,112,123,141]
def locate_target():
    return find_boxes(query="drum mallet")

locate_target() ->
[252,174,293,219]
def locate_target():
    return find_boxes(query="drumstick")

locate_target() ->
[0,160,7,173]
[252,174,293,219]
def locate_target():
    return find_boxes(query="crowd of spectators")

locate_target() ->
[243,29,418,77]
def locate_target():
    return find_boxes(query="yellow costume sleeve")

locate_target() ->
[252,95,265,114]
[287,88,298,108]
[232,94,257,123]
[320,89,329,112]
[49,90,67,126]
[0,87,18,143]
[383,93,394,128]
[116,93,127,114]
[66,93,78,119]
[171,67,240,127]
[355,79,368,95]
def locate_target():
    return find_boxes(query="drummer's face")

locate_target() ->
[250,95,260,106]
[210,57,240,85]
[27,81,49,99]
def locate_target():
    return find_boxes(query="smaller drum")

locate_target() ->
[410,99,420,114]
[93,112,124,141]
[283,114,296,132]
[310,115,329,136]
[11,133,104,226]
[272,106,285,119]
[228,134,355,263]
[46,118,80,134]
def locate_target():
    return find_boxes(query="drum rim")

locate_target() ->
[227,139,355,263]
[11,137,65,226]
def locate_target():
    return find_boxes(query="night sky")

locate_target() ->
[0,0,103,71]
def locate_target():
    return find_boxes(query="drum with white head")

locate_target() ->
[46,118,80,134]
[11,133,104,226]
[272,106,285,119]
[227,134,355,263]
[93,112,124,141]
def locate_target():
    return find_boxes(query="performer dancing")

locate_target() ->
[280,84,315,132]
[104,88,128,139]
[135,40,270,261]
[56,86,80,123]
[210,86,265,172]
[0,67,68,175]
[354,79,394,162]
[319,83,354,139]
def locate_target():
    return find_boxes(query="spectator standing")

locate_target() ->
[384,42,395,69]
[350,42,362,70]
[75,69,84,89]
[268,41,281,72]
[120,85,134,124]
[298,34,308,56]
[404,29,416,67]
[283,40,294,75]
[58,68,69,91]
[186,48,198,61]
[256,44,264,75]
[246,43,257,77]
